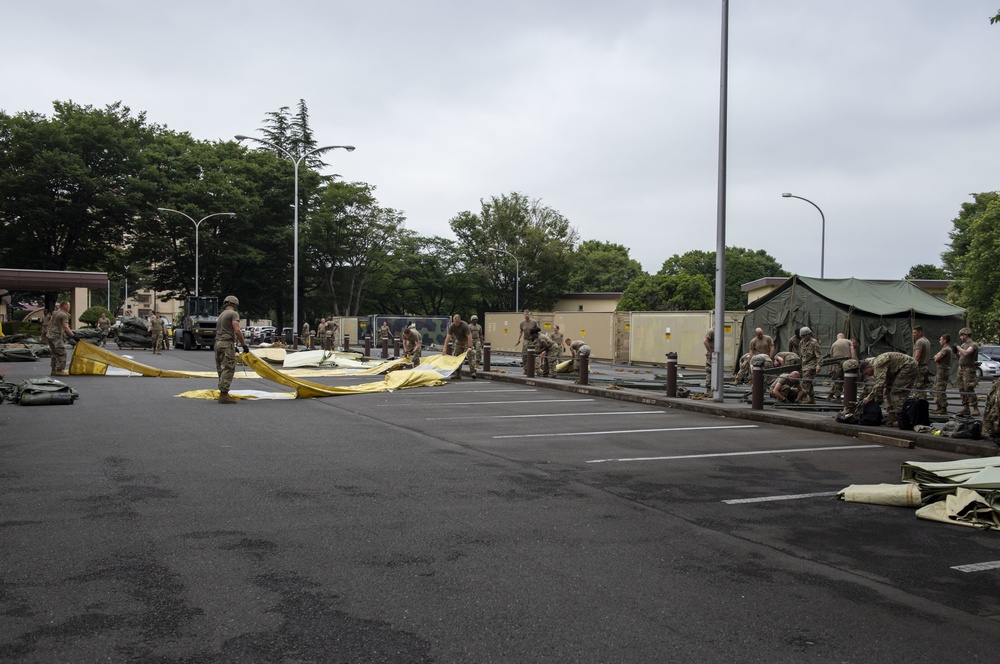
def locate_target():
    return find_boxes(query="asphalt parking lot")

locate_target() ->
[3,346,1000,662]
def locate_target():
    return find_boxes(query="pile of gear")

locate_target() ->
[0,332,52,362]
[114,316,153,349]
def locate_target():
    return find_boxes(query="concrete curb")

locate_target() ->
[479,369,1000,458]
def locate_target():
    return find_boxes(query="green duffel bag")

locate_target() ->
[13,377,79,406]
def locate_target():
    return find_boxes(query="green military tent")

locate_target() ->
[739,276,967,360]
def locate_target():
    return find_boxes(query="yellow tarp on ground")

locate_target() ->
[238,351,461,398]
[70,341,214,378]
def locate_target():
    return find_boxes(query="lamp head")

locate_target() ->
[234,135,251,141]
[781,193,792,198]
[345,146,356,152]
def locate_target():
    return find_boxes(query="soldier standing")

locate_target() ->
[550,324,564,367]
[749,327,775,358]
[703,327,714,390]
[215,295,249,405]
[329,318,341,348]
[515,309,538,375]
[796,327,822,404]
[46,301,76,376]
[317,318,328,350]
[302,320,311,348]
[377,321,391,346]
[444,314,477,379]
[931,334,953,415]
[98,313,111,347]
[469,315,485,366]
[788,331,801,356]
[827,333,853,402]
[148,311,165,354]
[956,327,980,416]
[910,326,932,400]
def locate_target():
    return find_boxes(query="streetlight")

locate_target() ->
[782,193,826,278]
[156,208,236,296]
[492,247,519,312]
[235,134,355,333]
[123,262,141,317]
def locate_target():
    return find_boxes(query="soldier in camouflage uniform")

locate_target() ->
[773,351,800,369]
[983,379,1000,438]
[550,325,564,366]
[955,327,980,416]
[703,327,714,390]
[444,314,477,379]
[771,371,800,403]
[401,325,422,366]
[534,332,558,377]
[827,333,853,402]
[215,295,249,405]
[469,315,484,365]
[931,334,953,415]
[911,325,932,400]
[796,327,822,404]
[515,310,538,374]
[860,352,921,425]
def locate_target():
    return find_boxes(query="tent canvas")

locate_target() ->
[739,276,966,364]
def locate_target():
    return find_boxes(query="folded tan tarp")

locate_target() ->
[915,488,1000,530]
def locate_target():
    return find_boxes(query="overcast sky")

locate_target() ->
[4,1,999,281]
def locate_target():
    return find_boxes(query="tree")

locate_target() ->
[0,101,158,306]
[904,264,948,280]
[617,274,713,311]
[659,247,790,311]
[991,10,1000,24]
[941,192,1000,341]
[303,182,405,317]
[450,192,578,312]
[566,240,644,293]
[257,100,326,170]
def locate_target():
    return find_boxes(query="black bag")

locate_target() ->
[896,398,930,431]
[939,415,982,440]
[859,401,884,426]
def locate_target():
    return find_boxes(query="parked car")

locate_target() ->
[977,352,1000,380]
[979,345,1000,362]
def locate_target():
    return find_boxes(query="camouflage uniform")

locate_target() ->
[748,353,775,388]
[446,319,477,378]
[401,327,422,366]
[932,344,953,412]
[957,333,979,414]
[774,351,800,368]
[772,373,799,402]
[215,306,241,395]
[828,337,852,401]
[797,334,822,403]
[519,316,538,372]
[469,319,484,365]
[535,333,558,377]
[569,340,591,373]
[703,328,714,389]
[550,327,564,365]
[868,352,921,417]
[302,322,311,348]
[148,316,164,355]
[983,379,1000,438]
[787,334,801,356]
[911,333,932,400]
[98,314,111,346]
[46,306,71,374]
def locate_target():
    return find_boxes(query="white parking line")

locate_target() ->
[415,398,596,407]
[951,560,1000,573]
[427,410,666,421]
[406,389,538,396]
[498,424,758,440]
[586,444,881,464]
[723,491,840,504]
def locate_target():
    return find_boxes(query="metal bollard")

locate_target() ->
[292,334,299,350]
[483,343,491,372]
[666,352,678,398]
[364,336,371,357]
[577,354,589,385]
[381,337,389,359]
[525,349,536,378]
[844,371,858,405]
[393,337,400,359]
[751,366,764,410]
[343,334,350,352]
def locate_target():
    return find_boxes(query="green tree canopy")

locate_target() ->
[617,273,713,311]
[450,192,578,312]
[904,263,948,280]
[659,247,789,310]
[566,240,645,293]
[941,192,1000,341]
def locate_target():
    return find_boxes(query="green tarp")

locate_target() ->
[739,276,967,361]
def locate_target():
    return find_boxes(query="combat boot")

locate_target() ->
[972,407,981,417]
[930,407,947,415]
[219,391,237,404]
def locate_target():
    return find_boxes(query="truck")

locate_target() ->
[175,295,219,350]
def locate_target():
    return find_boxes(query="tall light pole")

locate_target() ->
[492,247,519,312]
[235,135,355,333]
[782,193,826,278]
[156,208,236,296]
[123,262,141,316]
